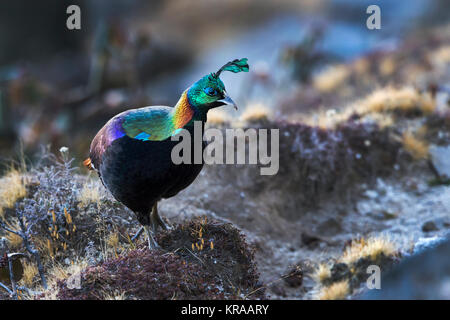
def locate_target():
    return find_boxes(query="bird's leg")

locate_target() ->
[144,225,159,250]
[150,202,171,231]
[131,226,144,242]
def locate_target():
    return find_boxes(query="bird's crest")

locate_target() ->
[212,58,249,78]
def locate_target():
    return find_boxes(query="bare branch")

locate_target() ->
[0,221,22,237]
[0,281,12,295]
[7,254,18,299]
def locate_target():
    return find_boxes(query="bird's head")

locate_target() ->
[187,58,249,111]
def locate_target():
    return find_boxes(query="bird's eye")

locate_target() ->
[204,87,216,96]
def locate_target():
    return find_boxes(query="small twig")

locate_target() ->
[7,254,18,299]
[17,285,42,297]
[185,247,205,266]
[30,246,47,289]
[0,281,13,295]
[0,221,21,236]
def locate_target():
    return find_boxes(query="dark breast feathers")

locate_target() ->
[87,120,205,221]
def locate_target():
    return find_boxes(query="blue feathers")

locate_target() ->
[134,132,152,140]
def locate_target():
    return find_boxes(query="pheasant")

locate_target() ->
[84,58,249,249]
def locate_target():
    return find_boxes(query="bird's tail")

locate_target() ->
[83,157,94,170]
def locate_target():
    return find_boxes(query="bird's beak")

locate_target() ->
[218,93,238,110]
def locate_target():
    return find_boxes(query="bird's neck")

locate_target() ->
[172,90,203,129]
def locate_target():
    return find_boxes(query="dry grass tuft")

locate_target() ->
[48,259,88,283]
[6,232,23,248]
[313,263,331,283]
[305,86,435,130]
[0,168,27,218]
[104,290,127,300]
[106,231,119,249]
[37,259,89,300]
[365,113,395,129]
[33,236,54,261]
[313,65,350,93]
[21,261,38,287]
[339,236,397,265]
[301,108,346,129]
[77,181,102,208]
[49,259,88,284]
[353,57,370,75]
[239,103,272,122]
[106,231,122,258]
[379,56,396,76]
[360,87,435,115]
[402,131,429,160]
[316,280,349,300]
[429,45,450,67]
[4,220,23,248]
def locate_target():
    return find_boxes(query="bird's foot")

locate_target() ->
[144,226,159,250]
[159,217,173,231]
[151,212,172,231]
[151,203,173,231]
[147,236,159,250]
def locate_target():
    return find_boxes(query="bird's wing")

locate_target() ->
[121,106,175,141]
[85,106,174,171]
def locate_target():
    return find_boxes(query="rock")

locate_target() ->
[422,221,439,232]
[283,266,303,288]
[301,232,322,249]
[317,218,342,236]
[429,145,450,180]
[369,209,397,220]
[270,284,287,297]
[413,236,444,255]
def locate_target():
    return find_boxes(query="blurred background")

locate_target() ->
[0,0,449,165]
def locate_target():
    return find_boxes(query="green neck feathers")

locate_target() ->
[123,58,249,141]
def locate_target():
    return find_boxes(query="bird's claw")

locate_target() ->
[159,218,173,231]
[147,236,159,250]
[144,225,159,250]
[150,212,172,231]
